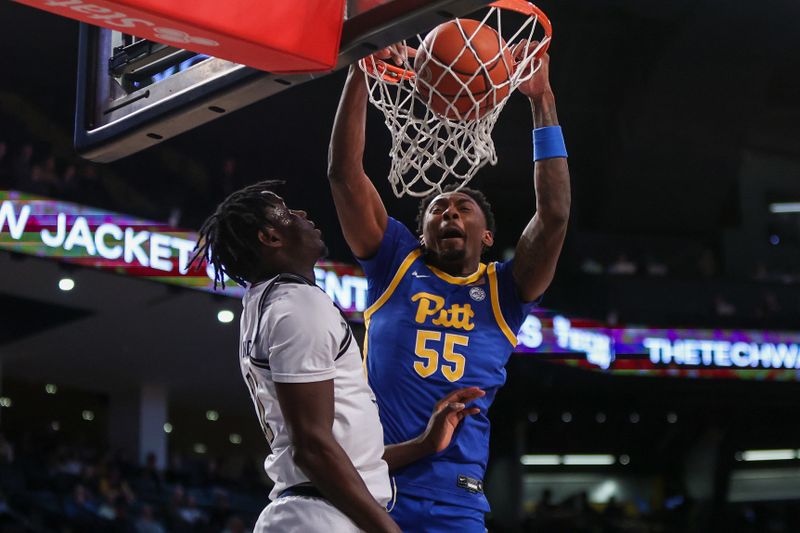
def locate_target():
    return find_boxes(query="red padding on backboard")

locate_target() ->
[14,0,347,73]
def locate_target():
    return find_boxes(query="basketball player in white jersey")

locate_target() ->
[191,181,485,532]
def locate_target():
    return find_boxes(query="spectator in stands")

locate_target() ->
[58,163,80,200]
[97,492,118,521]
[222,515,250,533]
[177,494,209,528]
[713,294,736,317]
[32,155,59,190]
[756,290,781,322]
[166,484,187,529]
[603,496,623,520]
[111,496,138,533]
[63,484,99,529]
[209,489,233,530]
[580,256,604,275]
[135,504,166,533]
[536,488,556,519]
[697,247,717,278]
[0,433,13,464]
[608,253,637,275]
[644,254,668,276]
[138,452,165,494]
[99,465,136,506]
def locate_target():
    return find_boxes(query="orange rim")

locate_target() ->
[360,1,552,83]
[490,0,552,58]
[361,56,415,83]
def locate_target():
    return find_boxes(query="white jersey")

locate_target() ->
[239,274,391,505]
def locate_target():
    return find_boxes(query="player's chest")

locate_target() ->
[371,277,510,382]
[385,275,494,330]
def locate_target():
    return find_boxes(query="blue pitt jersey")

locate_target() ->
[358,218,536,511]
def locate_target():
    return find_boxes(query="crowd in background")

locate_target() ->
[0,431,263,533]
[2,428,798,533]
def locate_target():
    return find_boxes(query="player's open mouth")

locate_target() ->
[439,227,465,240]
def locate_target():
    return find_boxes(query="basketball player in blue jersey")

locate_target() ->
[328,43,570,531]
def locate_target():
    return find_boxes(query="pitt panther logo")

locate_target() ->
[412,292,475,331]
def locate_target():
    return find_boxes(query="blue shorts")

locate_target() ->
[389,494,486,533]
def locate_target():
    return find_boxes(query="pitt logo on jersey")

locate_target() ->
[412,292,475,331]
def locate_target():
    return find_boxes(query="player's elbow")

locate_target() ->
[327,150,366,185]
[327,149,352,184]
[539,200,570,230]
[292,432,336,470]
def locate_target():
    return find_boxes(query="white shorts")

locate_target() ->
[254,496,361,533]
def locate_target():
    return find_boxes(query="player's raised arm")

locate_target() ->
[327,64,389,259]
[512,45,571,302]
[276,380,401,533]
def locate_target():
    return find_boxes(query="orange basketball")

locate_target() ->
[414,19,514,120]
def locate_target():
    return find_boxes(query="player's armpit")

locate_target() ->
[327,65,388,259]
[275,380,401,533]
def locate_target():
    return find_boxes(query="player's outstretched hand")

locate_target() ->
[513,40,551,101]
[421,387,486,453]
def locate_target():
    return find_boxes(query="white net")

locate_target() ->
[359,1,551,197]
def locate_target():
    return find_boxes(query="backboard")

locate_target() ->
[75,0,494,162]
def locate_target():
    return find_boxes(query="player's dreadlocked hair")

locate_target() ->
[189,180,284,289]
[416,185,496,236]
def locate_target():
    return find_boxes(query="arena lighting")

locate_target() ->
[193,443,207,454]
[217,310,235,323]
[592,480,619,502]
[229,434,242,445]
[81,410,95,421]
[163,423,173,434]
[520,455,618,466]
[619,454,631,465]
[562,455,616,466]
[561,412,572,423]
[45,384,58,394]
[595,412,607,423]
[667,412,678,424]
[520,455,561,466]
[58,278,75,291]
[768,202,800,213]
[0,397,11,407]
[206,410,219,421]
[741,449,797,462]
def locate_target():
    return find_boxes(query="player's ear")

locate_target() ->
[258,227,282,248]
[482,230,494,248]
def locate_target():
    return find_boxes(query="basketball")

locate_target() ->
[414,19,514,120]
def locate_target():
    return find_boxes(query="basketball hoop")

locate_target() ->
[359,0,552,197]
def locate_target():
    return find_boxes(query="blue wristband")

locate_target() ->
[533,126,568,161]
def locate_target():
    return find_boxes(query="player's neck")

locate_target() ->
[255,259,315,286]
[425,253,481,278]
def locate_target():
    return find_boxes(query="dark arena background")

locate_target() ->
[1,0,800,532]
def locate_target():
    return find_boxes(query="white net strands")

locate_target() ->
[359,1,551,197]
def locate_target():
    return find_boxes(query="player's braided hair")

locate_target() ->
[416,185,496,236]
[189,180,284,289]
